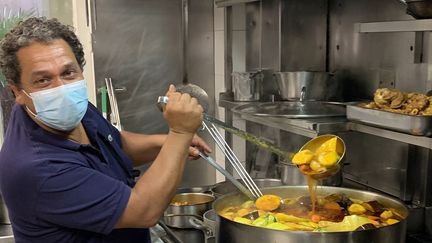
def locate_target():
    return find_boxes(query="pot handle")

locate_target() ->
[158,220,184,243]
[188,217,213,237]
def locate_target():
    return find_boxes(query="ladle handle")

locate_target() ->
[198,152,255,200]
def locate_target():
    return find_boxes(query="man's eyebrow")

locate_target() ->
[62,62,80,70]
[29,69,50,77]
[30,62,79,77]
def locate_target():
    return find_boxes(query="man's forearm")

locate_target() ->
[115,131,193,228]
[120,131,167,166]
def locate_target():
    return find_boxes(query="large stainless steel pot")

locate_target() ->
[274,71,340,101]
[210,178,282,198]
[213,186,408,243]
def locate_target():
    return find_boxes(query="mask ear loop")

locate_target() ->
[20,89,65,130]
[20,89,39,118]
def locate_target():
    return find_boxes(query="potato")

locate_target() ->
[316,137,343,154]
[317,151,340,167]
[348,203,367,215]
[292,149,314,165]
[236,208,250,217]
[386,218,399,225]
[380,210,393,220]
[240,200,254,209]
[309,160,327,173]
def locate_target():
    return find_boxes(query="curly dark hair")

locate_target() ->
[0,17,86,85]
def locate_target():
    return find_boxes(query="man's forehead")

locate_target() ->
[17,40,78,70]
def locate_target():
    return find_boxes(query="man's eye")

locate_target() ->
[35,78,50,84]
[64,70,77,77]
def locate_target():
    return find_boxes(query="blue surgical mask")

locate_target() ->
[23,79,89,131]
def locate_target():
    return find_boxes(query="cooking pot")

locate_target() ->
[188,209,217,243]
[210,178,282,198]
[232,72,263,101]
[274,71,340,101]
[277,162,343,186]
[213,186,408,243]
[163,192,214,229]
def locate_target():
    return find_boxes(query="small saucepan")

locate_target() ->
[163,192,215,229]
[188,209,217,243]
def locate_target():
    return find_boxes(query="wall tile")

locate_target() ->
[232,3,246,31]
[232,30,246,72]
[214,5,224,31]
[214,30,225,75]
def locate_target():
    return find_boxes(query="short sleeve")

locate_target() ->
[35,163,131,235]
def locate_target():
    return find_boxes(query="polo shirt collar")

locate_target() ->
[16,104,85,151]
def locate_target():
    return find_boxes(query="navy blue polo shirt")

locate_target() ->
[0,103,150,243]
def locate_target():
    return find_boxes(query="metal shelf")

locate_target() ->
[215,0,258,7]
[356,19,432,33]
[236,113,349,138]
[219,98,432,148]
[347,122,432,149]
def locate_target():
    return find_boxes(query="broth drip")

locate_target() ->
[307,176,318,213]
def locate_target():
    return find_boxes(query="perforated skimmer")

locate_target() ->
[157,83,263,200]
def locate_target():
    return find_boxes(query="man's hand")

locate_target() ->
[187,134,212,160]
[164,85,203,135]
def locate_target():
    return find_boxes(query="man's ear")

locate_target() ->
[8,83,25,105]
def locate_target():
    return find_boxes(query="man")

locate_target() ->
[0,17,211,242]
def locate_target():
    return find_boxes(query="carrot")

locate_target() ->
[367,215,380,221]
[367,216,380,226]
[311,214,321,223]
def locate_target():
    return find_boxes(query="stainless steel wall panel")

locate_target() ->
[342,132,409,199]
[188,0,215,114]
[93,0,182,134]
[245,2,261,70]
[92,0,216,187]
[181,0,216,187]
[280,0,327,72]
[261,0,280,71]
[329,0,428,100]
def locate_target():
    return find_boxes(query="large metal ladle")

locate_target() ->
[295,134,346,180]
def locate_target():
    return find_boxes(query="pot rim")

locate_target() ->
[210,179,283,195]
[170,192,215,207]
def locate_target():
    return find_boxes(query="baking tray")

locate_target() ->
[231,101,346,118]
[347,104,432,136]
